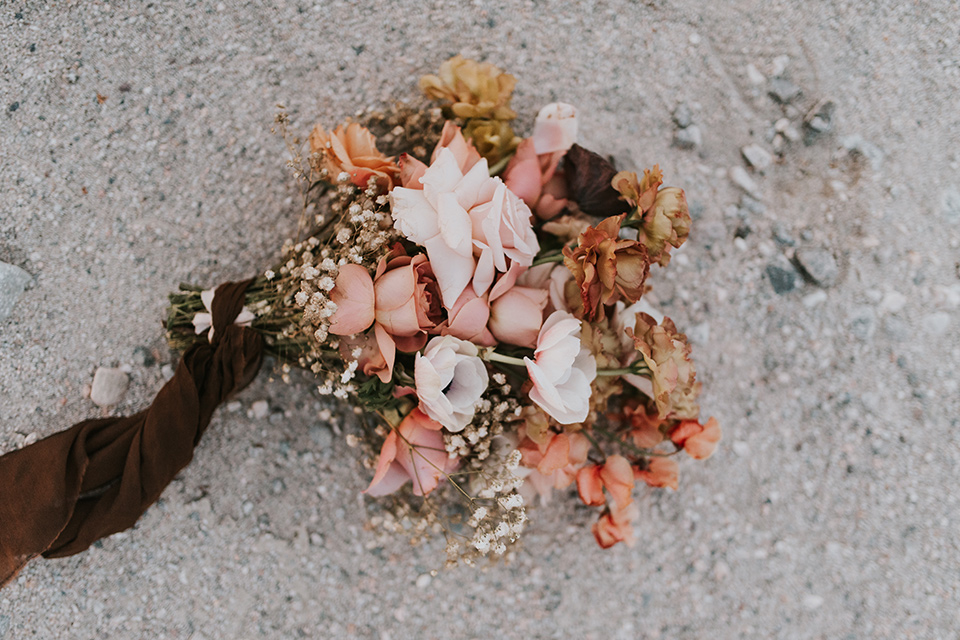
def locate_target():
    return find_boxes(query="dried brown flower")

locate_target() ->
[626,313,700,419]
[612,166,691,266]
[419,55,517,121]
[562,214,651,320]
[463,118,519,166]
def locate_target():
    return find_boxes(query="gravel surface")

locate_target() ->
[2,1,959,638]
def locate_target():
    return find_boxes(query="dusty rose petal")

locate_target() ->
[329,264,376,335]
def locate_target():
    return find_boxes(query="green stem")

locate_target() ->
[487,152,514,176]
[531,252,566,267]
[480,349,527,367]
[596,366,650,377]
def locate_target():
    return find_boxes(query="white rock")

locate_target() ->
[741,144,773,170]
[90,367,130,407]
[0,261,32,321]
[729,166,760,197]
[922,312,950,337]
[250,400,270,419]
[803,594,824,610]
[415,574,432,589]
[802,291,827,308]
[879,291,907,314]
[746,63,766,85]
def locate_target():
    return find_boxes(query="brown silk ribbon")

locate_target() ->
[0,279,263,588]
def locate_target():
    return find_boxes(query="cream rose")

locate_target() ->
[414,335,489,432]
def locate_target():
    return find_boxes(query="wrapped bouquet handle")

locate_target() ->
[0,279,263,587]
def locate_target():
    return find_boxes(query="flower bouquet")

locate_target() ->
[166,56,721,563]
[0,56,721,585]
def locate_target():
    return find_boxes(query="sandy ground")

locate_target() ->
[2,1,959,638]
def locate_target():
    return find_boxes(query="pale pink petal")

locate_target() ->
[502,138,543,207]
[364,430,399,495]
[329,264,376,335]
[488,262,526,301]
[532,102,578,155]
[423,235,475,309]
[373,324,396,383]
[390,188,439,245]
[421,148,465,208]
[435,192,474,256]
[398,153,428,189]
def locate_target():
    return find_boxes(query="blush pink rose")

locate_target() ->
[390,146,539,308]
[398,121,482,189]
[436,288,496,346]
[523,310,597,425]
[364,408,458,497]
[487,285,548,348]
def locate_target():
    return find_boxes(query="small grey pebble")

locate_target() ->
[773,222,795,246]
[0,614,9,639]
[271,478,286,494]
[841,135,884,170]
[940,187,960,224]
[0,261,32,322]
[794,247,839,287]
[309,424,334,448]
[766,262,798,295]
[268,411,284,425]
[673,125,702,150]
[90,367,130,407]
[132,346,156,367]
[161,364,175,381]
[673,102,693,128]
[848,307,877,341]
[740,194,767,216]
[882,316,910,342]
[242,500,254,515]
[769,78,801,104]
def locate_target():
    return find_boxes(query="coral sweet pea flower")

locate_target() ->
[670,417,722,459]
[365,408,457,497]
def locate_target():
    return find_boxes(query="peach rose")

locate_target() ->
[309,122,399,191]
[436,288,495,346]
[328,249,444,382]
[365,408,458,497]
[670,416,721,459]
[523,311,597,424]
[504,102,579,220]
[488,285,548,348]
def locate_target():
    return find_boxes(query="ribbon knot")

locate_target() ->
[0,279,264,588]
